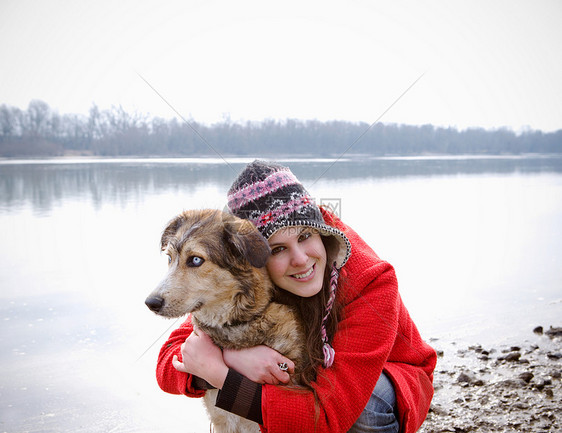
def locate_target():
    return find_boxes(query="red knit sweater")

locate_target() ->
[155,211,436,433]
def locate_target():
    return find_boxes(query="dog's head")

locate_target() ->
[145,209,271,320]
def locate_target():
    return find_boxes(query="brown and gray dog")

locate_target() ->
[145,209,305,433]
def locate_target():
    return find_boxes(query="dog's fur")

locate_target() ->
[145,209,305,433]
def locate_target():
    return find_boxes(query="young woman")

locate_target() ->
[156,161,436,433]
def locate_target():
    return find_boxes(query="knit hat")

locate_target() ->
[227,160,351,269]
[227,160,351,368]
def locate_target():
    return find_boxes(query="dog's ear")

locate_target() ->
[160,214,185,250]
[224,219,271,268]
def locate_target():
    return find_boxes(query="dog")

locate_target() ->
[145,209,305,433]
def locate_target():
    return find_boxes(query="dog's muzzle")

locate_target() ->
[145,295,164,313]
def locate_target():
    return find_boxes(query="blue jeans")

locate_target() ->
[347,372,399,433]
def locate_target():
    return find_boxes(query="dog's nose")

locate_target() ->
[145,296,164,312]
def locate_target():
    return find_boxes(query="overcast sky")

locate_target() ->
[1,0,561,132]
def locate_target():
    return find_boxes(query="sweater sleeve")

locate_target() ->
[155,316,206,397]
[216,369,263,424]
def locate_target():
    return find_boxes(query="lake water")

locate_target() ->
[1,155,561,432]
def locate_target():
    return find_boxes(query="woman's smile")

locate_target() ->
[291,264,315,281]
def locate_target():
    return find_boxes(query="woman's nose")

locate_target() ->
[290,246,308,267]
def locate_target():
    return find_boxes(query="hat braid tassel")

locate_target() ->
[321,262,338,368]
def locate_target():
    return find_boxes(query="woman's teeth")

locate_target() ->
[293,266,314,279]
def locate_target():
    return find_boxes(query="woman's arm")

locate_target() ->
[172,326,229,389]
[156,316,295,425]
[156,316,207,397]
[214,345,296,424]
[223,345,294,385]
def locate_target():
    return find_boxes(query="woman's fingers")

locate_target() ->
[172,354,188,373]
[270,370,289,384]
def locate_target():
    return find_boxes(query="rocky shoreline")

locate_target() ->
[419,326,561,432]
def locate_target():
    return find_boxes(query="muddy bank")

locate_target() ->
[420,326,561,432]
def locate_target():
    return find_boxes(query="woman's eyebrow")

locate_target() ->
[268,237,286,248]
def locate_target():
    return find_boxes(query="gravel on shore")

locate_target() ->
[419,326,561,433]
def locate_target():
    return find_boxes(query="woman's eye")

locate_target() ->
[187,256,205,267]
[271,246,285,255]
[299,231,312,242]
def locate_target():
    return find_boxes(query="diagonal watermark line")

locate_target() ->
[136,72,237,174]
[307,71,426,189]
[136,317,182,363]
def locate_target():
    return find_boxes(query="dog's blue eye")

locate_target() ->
[187,256,205,267]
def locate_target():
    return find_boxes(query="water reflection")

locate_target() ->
[1,156,561,214]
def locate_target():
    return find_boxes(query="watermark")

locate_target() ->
[320,198,342,218]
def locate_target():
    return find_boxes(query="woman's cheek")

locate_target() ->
[266,257,285,286]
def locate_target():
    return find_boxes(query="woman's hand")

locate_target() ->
[223,345,295,385]
[172,326,228,389]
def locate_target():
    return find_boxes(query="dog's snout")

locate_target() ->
[145,296,164,313]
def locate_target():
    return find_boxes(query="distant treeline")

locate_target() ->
[1,100,561,157]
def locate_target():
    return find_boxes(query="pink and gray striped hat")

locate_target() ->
[227,160,351,269]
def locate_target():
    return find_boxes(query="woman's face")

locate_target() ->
[266,227,327,297]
